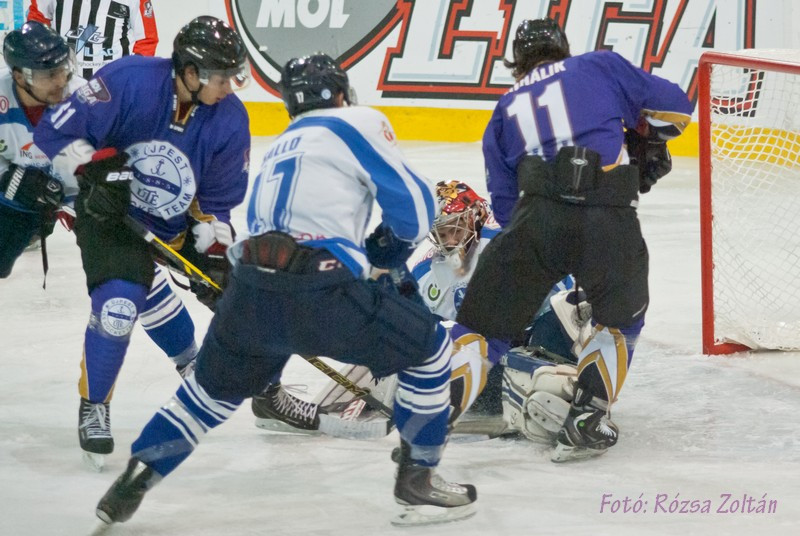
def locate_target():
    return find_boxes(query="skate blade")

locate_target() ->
[391,503,476,526]
[82,451,105,472]
[88,517,113,536]
[318,414,391,440]
[254,418,321,435]
[525,392,570,434]
[551,442,608,463]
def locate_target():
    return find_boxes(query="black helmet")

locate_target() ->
[280,53,354,118]
[173,16,249,86]
[3,21,72,72]
[506,18,570,79]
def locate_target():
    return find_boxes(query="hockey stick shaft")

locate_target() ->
[300,355,394,419]
[124,216,222,292]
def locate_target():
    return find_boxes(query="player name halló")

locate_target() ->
[600,493,777,514]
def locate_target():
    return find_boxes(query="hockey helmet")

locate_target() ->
[508,18,570,79]
[173,16,249,89]
[280,53,356,117]
[429,180,489,269]
[3,21,74,84]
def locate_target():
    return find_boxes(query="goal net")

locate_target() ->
[699,49,800,354]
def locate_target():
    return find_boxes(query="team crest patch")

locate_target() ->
[453,285,467,311]
[75,78,111,105]
[127,141,196,220]
[144,1,154,17]
[100,298,137,337]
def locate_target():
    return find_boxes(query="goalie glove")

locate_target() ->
[0,164,64,210]
[625,127,672,194]
[76,148,133,221]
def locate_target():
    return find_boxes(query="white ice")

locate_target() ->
[2,141,799,536]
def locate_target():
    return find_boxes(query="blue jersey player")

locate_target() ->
[34,16,250,469]
[91,53,477,528]
[455,19,693,462]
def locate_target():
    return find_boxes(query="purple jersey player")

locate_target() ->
[456,18,692,462]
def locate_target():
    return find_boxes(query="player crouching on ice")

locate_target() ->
[252,180,595,449]
[92,53,477,528]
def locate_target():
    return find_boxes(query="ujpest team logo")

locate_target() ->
[126,142,196,220]
[100,298,137,337]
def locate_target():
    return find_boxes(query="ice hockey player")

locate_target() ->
[33,16,250,470]
[456,18,693,462]
[252,180,588,443]
[0,22,80,279]
[91,52,476,528]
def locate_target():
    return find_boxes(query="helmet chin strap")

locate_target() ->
[19,81,53,106]
[178,70,203,105]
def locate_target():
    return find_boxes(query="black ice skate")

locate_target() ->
[551,388,618,463]
[252,383,324,434]
[392,441,477,526]
[79,398,113,471]
[96,457,161,526]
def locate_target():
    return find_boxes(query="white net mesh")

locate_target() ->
[708,50,800,350]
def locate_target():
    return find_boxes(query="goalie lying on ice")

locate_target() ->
[252,180,594,447]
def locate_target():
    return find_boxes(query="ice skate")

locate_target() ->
[79,398,113,471]
[392,441,477,526]
[551,389,618,463]
[252,383,323,434]
[96,458,161,526]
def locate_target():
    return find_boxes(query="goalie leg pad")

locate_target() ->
[502,365,577,442]
[448,330,491,423]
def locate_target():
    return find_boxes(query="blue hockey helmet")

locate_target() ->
[3,21,73,74]
[173,16,249,89]
[507,18,570,79]
[280,53,355,118]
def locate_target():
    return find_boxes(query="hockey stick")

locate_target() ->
[300,355,393,418]
[124,216,222,292]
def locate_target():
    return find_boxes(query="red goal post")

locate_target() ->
[699,50,800,355]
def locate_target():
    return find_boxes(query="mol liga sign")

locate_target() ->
[226,0,758,104]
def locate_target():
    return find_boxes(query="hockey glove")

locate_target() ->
[365,224,416,269]
[76,149,133,221]
[374,266,426,308]
[625,128,672,194]
[0,164,64,210]
[189,254,230,311]
[191,220,234,255]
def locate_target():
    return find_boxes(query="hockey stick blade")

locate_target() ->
[318,413,393,440]
[451,417,513,439]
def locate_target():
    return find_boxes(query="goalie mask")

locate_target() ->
[429,181,489,270]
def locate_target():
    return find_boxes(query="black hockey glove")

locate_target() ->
[374,266,426,308]
[625,128,672,194]
[189,254,229,311]
[76,149,133,222]
[0,164,63,210]
[365,224,416,269]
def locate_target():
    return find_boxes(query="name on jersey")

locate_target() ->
[512,61,567,91]
[127,141,196,219]
[265,135,302,160]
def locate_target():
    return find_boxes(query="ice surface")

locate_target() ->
[2,141,799,536]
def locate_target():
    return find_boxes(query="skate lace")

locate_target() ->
[431,473,468,495]
[80,403,110,436]
[274,385,317,421]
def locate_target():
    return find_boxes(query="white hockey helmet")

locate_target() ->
[429,180,489,269]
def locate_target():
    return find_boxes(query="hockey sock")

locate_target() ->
[394,325,452,467]
[131,373,241,477]
[140,266,198,367]
[80,279,148,402]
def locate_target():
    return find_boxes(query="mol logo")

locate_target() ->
[228,0,396,94]
[227,0,758,104]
